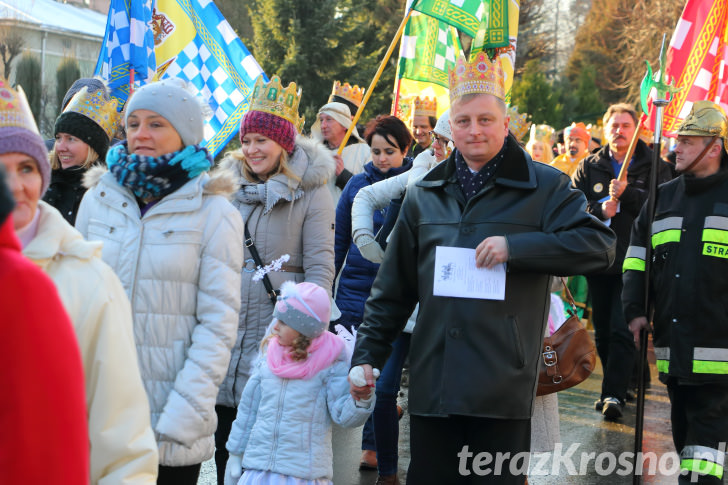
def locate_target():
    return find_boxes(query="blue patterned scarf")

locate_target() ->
[107,141,213,200]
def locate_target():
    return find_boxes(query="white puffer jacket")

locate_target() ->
[76,167,244,466]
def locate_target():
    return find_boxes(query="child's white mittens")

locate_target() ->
[349,365,380,387]
[224,454,243,485]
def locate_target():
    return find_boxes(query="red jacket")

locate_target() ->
[0,216,89,484]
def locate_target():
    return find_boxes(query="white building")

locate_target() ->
[0,0,107,134]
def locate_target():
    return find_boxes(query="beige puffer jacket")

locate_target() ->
[25,201,159,483]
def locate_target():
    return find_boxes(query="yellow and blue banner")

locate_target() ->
[95,0,266,156]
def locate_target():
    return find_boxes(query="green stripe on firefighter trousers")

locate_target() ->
[652,230,681,248]
[680,459,724,479]
[623,257,645,272]
[656,360,669,373]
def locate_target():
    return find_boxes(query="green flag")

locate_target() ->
[411,0,509,47]
[411,0,483,37]
[398,12,462,88]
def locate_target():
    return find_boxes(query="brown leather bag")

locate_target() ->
[536,278,596,396]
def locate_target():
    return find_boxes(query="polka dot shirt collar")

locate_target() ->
[454,141,507,200]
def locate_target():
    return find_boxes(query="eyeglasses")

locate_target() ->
[429,131,450,146]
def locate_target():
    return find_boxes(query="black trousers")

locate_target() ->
[407,414,531,484]
[667,380,728,484]
[157,463,201,485]
[587,273,635,402]
[214,405,238,485]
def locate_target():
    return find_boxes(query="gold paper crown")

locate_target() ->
[448,52,506,102]
[587,123,603,143]
[413,96,437,117]
[63,86,120,140]
[250,75,305,133]
[507,106,531,142]
[330,81,365,108]
[0,78,40,134]
[528,124,554,146]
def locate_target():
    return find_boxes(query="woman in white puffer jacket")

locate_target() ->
[75,79,244,484]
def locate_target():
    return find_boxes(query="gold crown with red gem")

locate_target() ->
[448,52,506,102]
[250,75,305,132]
[507,106,531,142]
[329,81,365,108]
[0,78,40,134]
[413,96,437,117]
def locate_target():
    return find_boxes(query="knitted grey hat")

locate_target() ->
[273,281,330,339]
[125,79,205,146]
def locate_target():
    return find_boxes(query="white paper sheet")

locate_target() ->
[433,246,506,300]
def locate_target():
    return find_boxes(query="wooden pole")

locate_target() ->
[338,9,413,155]
[610,126,642,201]
[392,77,403,117]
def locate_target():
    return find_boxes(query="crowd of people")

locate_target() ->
[1,43,727,485]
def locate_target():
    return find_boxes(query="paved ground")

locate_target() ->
[199,334,728,484]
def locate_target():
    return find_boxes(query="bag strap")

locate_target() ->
[244,221,279,305]
[560,277,578,315]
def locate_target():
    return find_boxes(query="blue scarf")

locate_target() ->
[107,141,213,200]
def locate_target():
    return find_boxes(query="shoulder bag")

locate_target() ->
[536,278,597,396]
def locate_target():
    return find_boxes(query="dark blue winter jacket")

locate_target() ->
[334,159,412,325]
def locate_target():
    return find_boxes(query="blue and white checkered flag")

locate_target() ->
[95,0,265,157]
[94,0,156,106]
[153,0,266,156]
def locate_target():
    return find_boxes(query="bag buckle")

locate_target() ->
[244,237,254,247]
[542,346,558,367]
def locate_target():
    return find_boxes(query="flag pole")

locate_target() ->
[392,77,403,117]
[632,34,680,485]
[338,8,413,155]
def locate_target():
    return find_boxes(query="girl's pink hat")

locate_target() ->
[273,281,330,338]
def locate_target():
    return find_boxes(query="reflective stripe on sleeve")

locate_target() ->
[623,245,646,272]
[654,347,669,373]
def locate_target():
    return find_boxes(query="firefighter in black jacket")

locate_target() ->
[623,101,728,484]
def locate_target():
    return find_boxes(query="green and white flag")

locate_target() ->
[398,12,461,88]
[410,0,486,38]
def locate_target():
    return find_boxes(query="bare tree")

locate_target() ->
[0,24,24,79]
[515,0,555,77]
[614,0,684,105]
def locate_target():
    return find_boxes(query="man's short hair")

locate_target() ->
[603,103,638,127]
[451,93,507,115]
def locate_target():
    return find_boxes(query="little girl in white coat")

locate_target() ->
[224,281,374,485]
